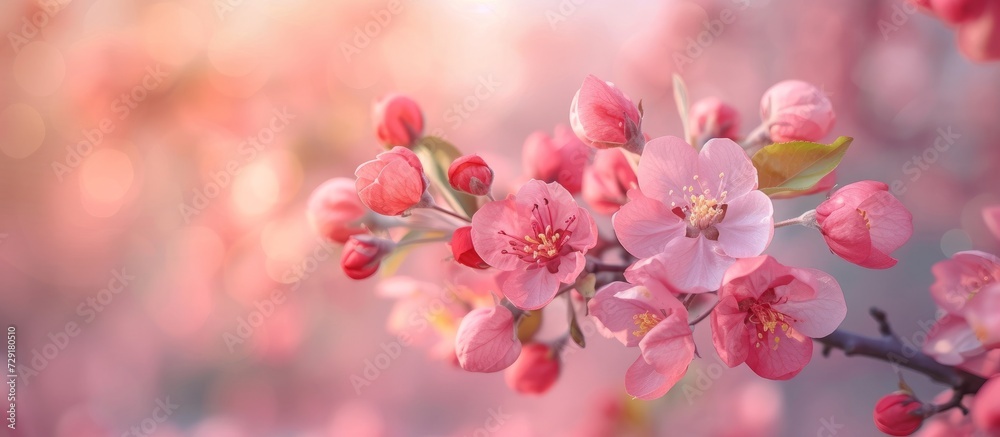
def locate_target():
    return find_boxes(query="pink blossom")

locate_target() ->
[340,235,395,280]
[377,276,469,363]
[307,177,369,243]
[373,94,424,148]
[929,250,1000,315]
[922,314,987,366]
[928,0,988,24]
[984,205,1000,240]
[569,74,645,153]
[972,376,1000,433]
[471,180,597,310]
[815,181,913,269]
[450,226,488,269]
[965,283,1000,349]
[873,392,924,436]
[710,256,846,380]
[760,80,836,142]
[613,136,773,292]
[588,280,695,400]
[958,1,1000,61]
[522,125,592,194]
[448,155,494,196]
[581,149,638,215]
[504,343,560,395]
[689,97,741,141]
[355,146,433,216]
[454,305,521,373]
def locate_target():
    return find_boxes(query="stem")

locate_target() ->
[740,123,771,154]
[397,236,451,247]
[814,307,988,412]
[688,299,720,326]
[774,210,818,229]
[588,259,630,274]
[430,204,471,223]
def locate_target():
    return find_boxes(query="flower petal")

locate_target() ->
[638,310,695,375]
[715,190,774,258]
[859,191,913,254]
[698,138,758,199]
[636,136,698,205]
[497,267,560,310]
[625,355,683,400]
[471,197,529,271]
[613,189,685,258]
[820,206,873,264]
[745,327,812,380]
[588,282,650,346]
[773,268,846,338]
[652,237,733,293]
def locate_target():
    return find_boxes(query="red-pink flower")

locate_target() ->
[355,146,433,216]
[454,305,522,373]
[873,392,924,436]
[504,343,560,395]
[923,314,987,366]
[984,205,1000,240]
[760,80,835,143]
[928,0,988,24]
[373,94,424,148]
[815,181,913,269]
[965,283,1000,349]
[972,377,1000,433]
[307,177,369,243]
[929,250,1000,315]
[522,125,592,194]
[569,74,645,154]
[613,136,773,292]
[710,256,846,380]
[448,154,494,196]
[340,235,396,280]
[958,1,1000,61]
[582,149,638,215]
[471,180,597,310]
[689,97,741,141]
[450,226,488,269]
[588,280,695,400]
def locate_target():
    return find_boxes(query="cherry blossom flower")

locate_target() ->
[582,148,638,215]
[588,280,695,400]
[504,343,560,395]
[613,136,773,292]
[815,181,913,269]
[355,146,433,216]
[965,283,1000,349]
[307,177,369,244]
[448,155,494,196]
[760,80,836,143]
[972,376,1000,434]
[873,392,924,436]
[522,125,592,194]
[710,256,846,380]
[341,235,396,279]
[373,94,424,148]
[450,226,489,269]
[569,74,645,153]
[922,313,987,366]
[983,205,1000,240]
[454,305,522,373]
[929,250,1000,315]
[471,180,597,310]
[689,97,741,141]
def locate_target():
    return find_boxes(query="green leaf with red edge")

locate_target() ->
[413,136,480,218]
[751,136,852,197]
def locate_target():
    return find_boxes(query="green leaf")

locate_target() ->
[751,136,853,197]
[566,293,586,348]
[672,74,692,146]
[413,137,480,219]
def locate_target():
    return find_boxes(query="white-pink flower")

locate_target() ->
[613,136,774,292]
[471,180,598,310]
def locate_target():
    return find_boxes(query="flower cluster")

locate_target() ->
[307,75,1000,435]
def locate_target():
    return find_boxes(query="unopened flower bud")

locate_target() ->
[448,155,494,196]
[760,80,835,143]
[355,146,432,216]
[873,392,923,436]
[307,177,368,244]
[689,97,741,141]
[504,343,560,394]
[374,94,424,148]
[450,226,488,269]
[340,235,395,280]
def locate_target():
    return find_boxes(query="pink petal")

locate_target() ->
[721,255,779,295]
[710,294,750,367]
[638,310,695,375]
[588,282,650,346]
[745,327,812,380]
[715,190,774,258]
[965,284,1000,349]
[471,197,529,271]
[356,158,425,215]
[624,355,681,400]
[575,75,640,145]
[930,251,1000,315]
[983,205,1000,240]
[816,180,889,216]
[555,251,587,285]
[455,306,522,373]
[516,180,598,252]
[624,256,686,296]
[772,268,846,338]
[636,136,698,205]
[654,237,733,293]
[613,189,685,258]
[820,207,873,265]
[859,191,913,254]
[698,138,758,199]
[497,267,560,310]
[923,314,985,365]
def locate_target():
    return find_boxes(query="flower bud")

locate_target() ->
[450,226,488,269]
[958,2,1000,61]
[522,125,592,194]
[570,75,645,154]
[689,97,741,140]
[984,205,1000,240]
[355,146,432,216]
[455,305,521,373]
[307,177,369,243]
[873,392,924,436]
[815,181,913,269]
[373,94,424,148]
[928,0,988,24]
[504,343,560,395]
[972,377,1000,433]
[448,155,494,196]
[582,148,637,214]
[760,80,836,143]
[340,235,395,280]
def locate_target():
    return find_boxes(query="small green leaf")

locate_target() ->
[566,293,586,348]
[672,74,692,146]
[413,137,480,218]
[752,136,853,197]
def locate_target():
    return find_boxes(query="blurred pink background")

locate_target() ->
[2,0,1000,436]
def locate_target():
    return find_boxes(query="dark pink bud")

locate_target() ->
[448,155,494,196]
[570,75,645,154]
[307,177,368,244]
[355,146,432,216]
[373,94,424,148]
[873,392,923,436]
[760,80,835,143]
[972,377,1000,433]
[928,0,988,24]
[689,97,741,140]
[340,235,395,280]
[815,181,913,269]
[450,226,488,269]
[504,343,560,395]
